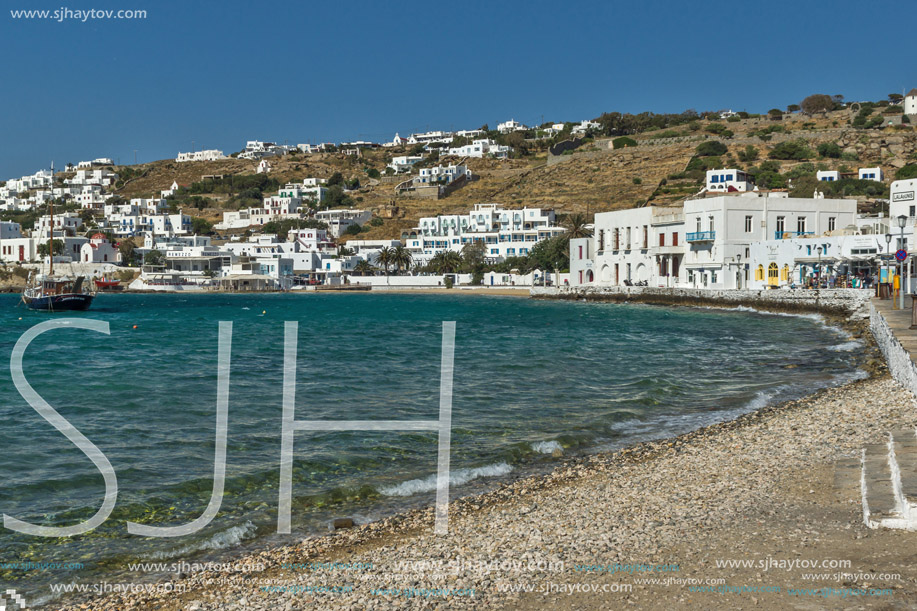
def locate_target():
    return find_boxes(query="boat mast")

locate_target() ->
[48,161,54,277]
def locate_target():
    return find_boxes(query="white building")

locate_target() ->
[891,179,917,221]
[571,206,685,287]
[443,139,512,159]
[176,150,225,163]
[905,89,917,116]
[297,143,333,154]
[705,168,754,193]
[256,159,272,174]
[407,131,454,145]
[682,193,857,289]
[497,119,527,134]
[858,167,884,182]
[65,168,118,187]
[80,233,120,264]
[747,233,885,289]
[314,209,372,238]
[35,213,83,239]
[817,170,840,182]
[388,155,424,173]
[414,164,471,186]
[406,203,565,264]
[571,119,601,135]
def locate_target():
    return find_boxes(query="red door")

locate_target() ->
[18,245,24,261]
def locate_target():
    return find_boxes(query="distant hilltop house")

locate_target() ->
[497,119,527,134]
[256,159,272,174]
[905,89,917,116]
[296,142,333,154]
[64,168,118,187]
[161,180,180,198]
[817,168,884,182]
[384,133,410,148]
[76,158,113,169]
[414,164,471,187]
[571,119,601,135]
[407,131,454,145]
[388,155,424,173]
[176,149,225,163]
[315,208,373,238]
[719,110,738,119]
[238,140,294,160]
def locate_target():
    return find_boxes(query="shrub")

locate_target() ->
[632,177,642,185]
[800,94,837,114]
[726,115,741,123]
[817,142,842,158]
[768,140,813,160]
[369,217,384,227]
[705,123,733,137]
[896,164,917,180]
[695,141,728,157]
[737,145,759,162]
[612,137,637,149]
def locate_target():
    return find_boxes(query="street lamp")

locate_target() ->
[885,233,893,301]
[736,253,742,289]
[816,245,823,290]
[899,214,908,310]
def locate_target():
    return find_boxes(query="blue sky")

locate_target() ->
[1,0,914,177]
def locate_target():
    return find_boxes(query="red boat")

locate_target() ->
[94,277,122,290]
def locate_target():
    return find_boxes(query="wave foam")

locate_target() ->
[531,440,563,454]
[379,463,512,497]
[829,340,863,352]
[149,521,257,560]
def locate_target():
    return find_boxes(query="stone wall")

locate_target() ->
[531,286,872,318]
[868,302,917,395]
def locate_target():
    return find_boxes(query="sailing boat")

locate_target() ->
[21,163,95,312]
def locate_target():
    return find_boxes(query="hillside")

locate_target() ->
[106,108,917,239]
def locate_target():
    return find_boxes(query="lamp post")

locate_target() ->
[886,233,893,301]
[899,214,908,311]
[736,253,742,289]
[816,245,823,290]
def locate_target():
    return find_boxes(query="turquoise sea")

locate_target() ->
[0,293,863,602]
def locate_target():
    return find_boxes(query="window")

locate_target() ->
[711,271,717,283]
[696,217,701,232]
[578,245,583,260]
[755,265,764,281]
[828,217,836,231]
[659,233,665,247]
[797,217,806,233]
[711,175,719,183]
[598,229,604,251]
[745,215,752,233]
[708,216,715,232]
[781,265,789,281]
[776,216,785,233]
[673,232,679,246]
[745,247,749,258]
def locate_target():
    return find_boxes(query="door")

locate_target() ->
[18,245,24,262]
[767,263,779,287]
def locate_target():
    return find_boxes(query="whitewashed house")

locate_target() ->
[571,119,601,135]
[443,139,512,158]
[497,119,527,134]
[817,170,840,182]
[858,167,883,182]
[891,178,917,221]
[314,209,372,238]
[414,164,471,186]
[388,155,424,173]
[705,168,754,193]
[175,150,225,163]
[256,159,272,174]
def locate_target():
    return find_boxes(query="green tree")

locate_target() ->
[737,145,759,162]
[37,239,64,258]
[896,164,917,180]
[817,142,842,158]
[327,172,344,186]
[695,141,728,157]
[800,94,837,114]
[374,246,393,276]
[191,217,213,234]
[118,240,137,265]
[768,140,813,160]
[787,104,800,113]
[390,245,413,274]
[353,260,375,276]
[144,249,165,266]
[562,213,593,239]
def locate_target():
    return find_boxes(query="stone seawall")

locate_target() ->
[868,302,917,396]
[530,286,871,318]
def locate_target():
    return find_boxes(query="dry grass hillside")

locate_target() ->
[107,107,917,239]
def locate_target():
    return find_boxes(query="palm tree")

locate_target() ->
[390,245,413,274]
[435,251,463,274]
[563,213,593,238]
[354,260,375,276]
[374,247,393,276]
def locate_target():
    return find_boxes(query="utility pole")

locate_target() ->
[133,150,138,165]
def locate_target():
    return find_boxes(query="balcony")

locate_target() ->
[774,231,814,239]
[686,231,715,242]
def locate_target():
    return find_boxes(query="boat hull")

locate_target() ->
[23,293,95,311]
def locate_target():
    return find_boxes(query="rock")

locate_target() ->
[333,517,355,529]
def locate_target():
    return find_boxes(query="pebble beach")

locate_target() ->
[53,341,917,610]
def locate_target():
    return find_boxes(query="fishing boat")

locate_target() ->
[21,164,96,312]
[93,276,122,291]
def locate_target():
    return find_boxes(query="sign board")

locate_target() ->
[896,249,908,262]
[892,191,915,203]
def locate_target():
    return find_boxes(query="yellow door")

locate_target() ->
[767,263,779,287]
